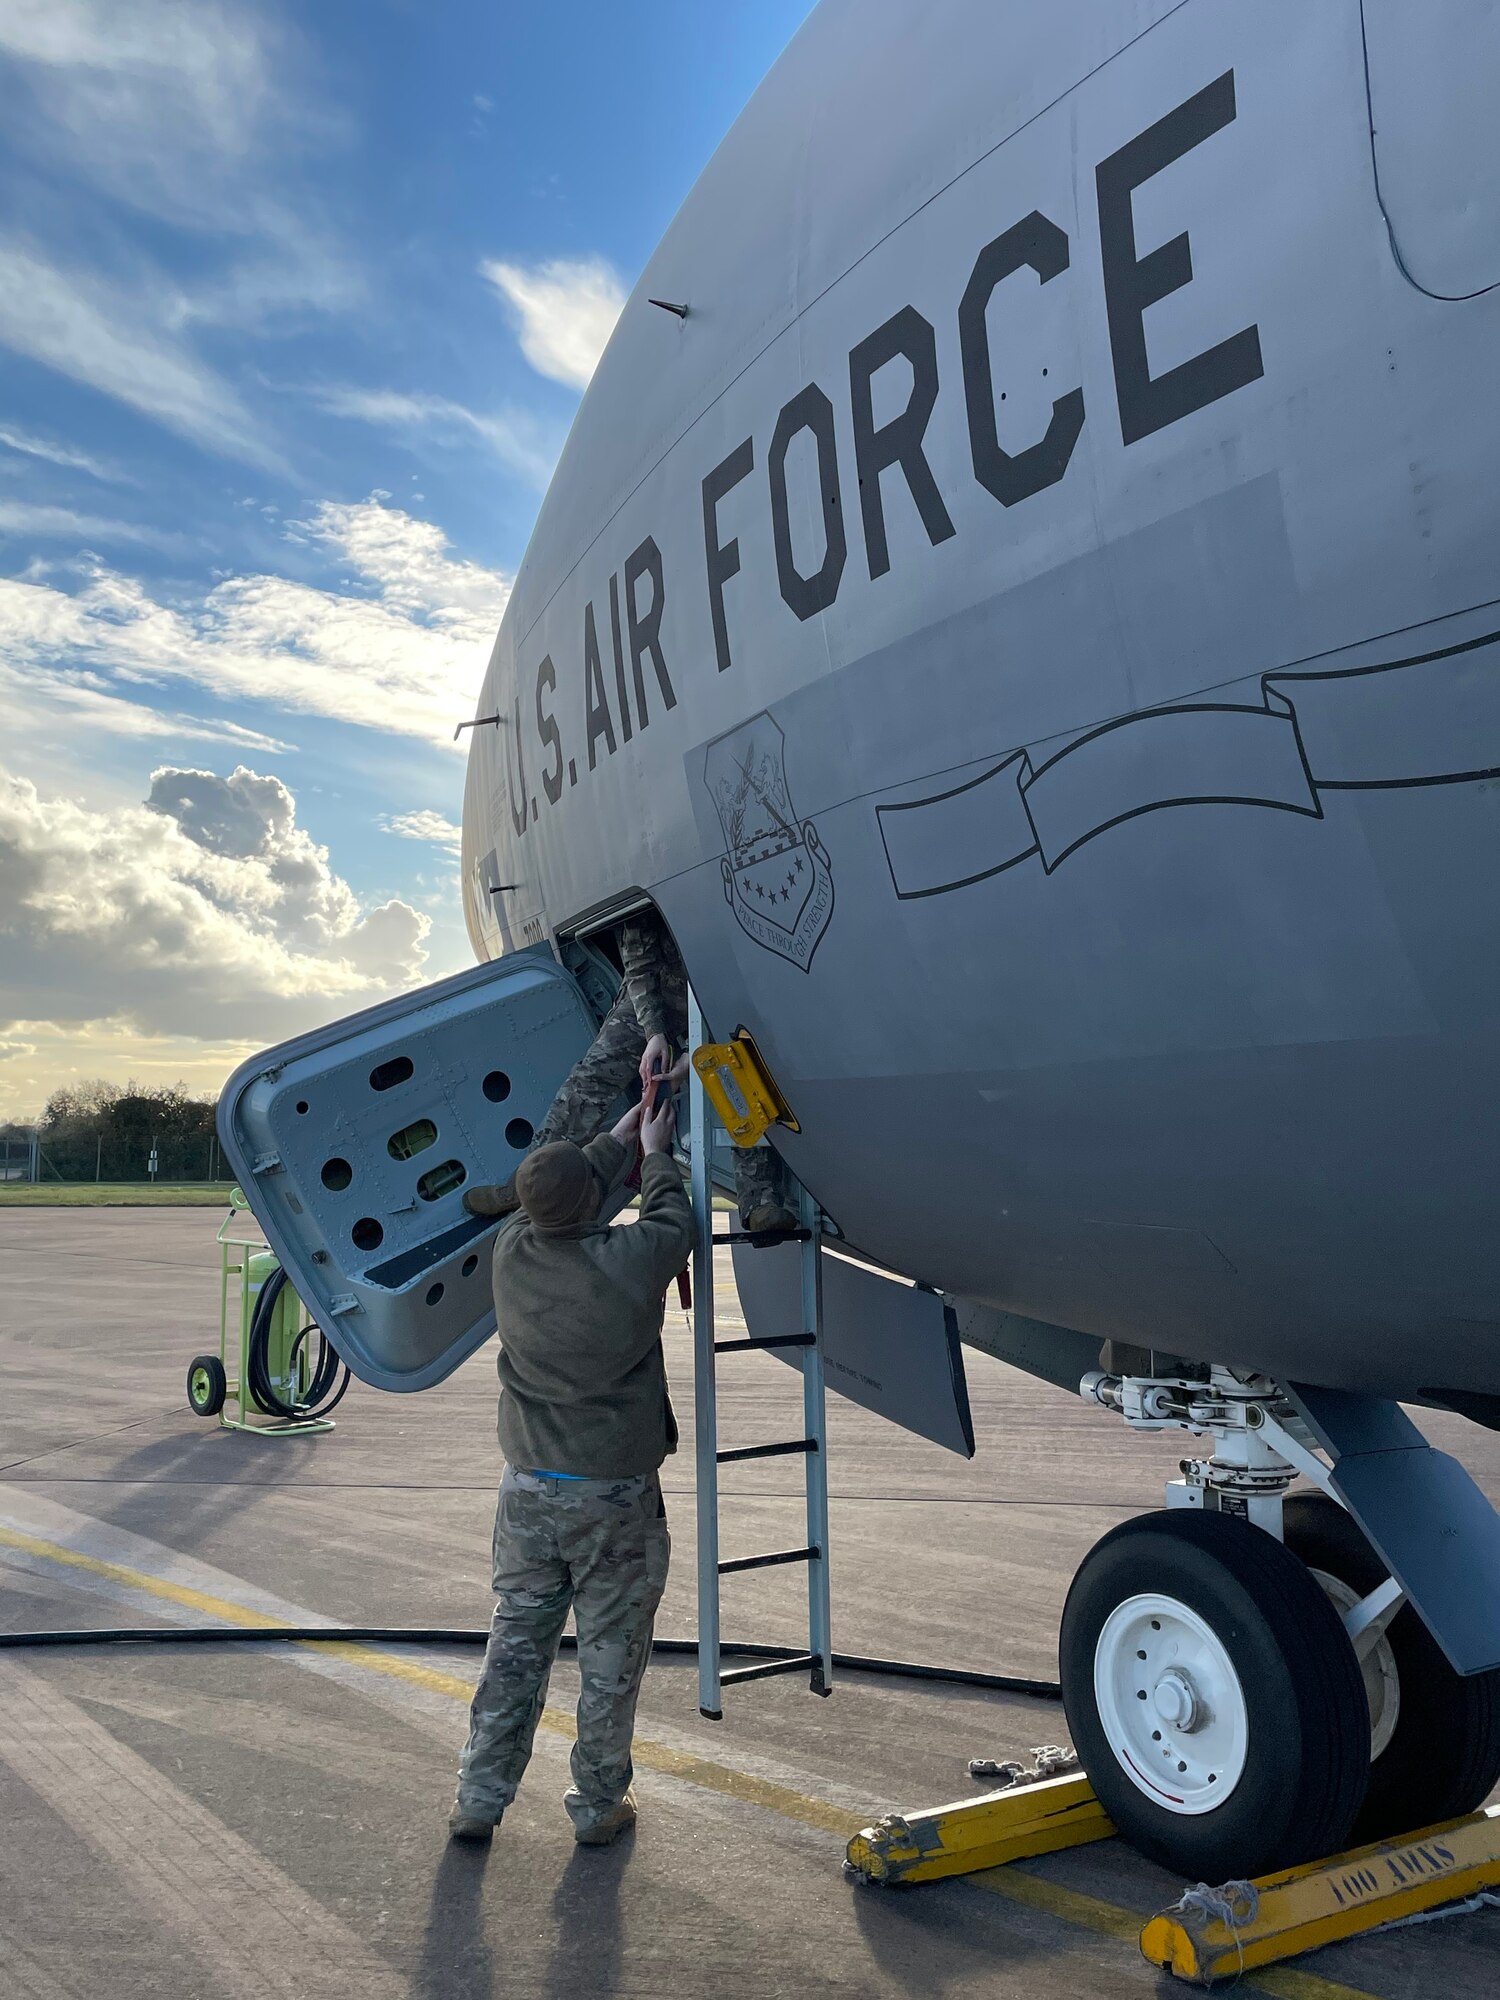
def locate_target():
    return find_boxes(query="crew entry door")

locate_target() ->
[217,948,601,1392]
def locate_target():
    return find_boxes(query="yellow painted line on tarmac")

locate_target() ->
[0,1525,864,1837]
[0,1525,1384,1996]
[0,1526,289,1629]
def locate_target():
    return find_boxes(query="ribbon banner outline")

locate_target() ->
[876,628,1500,900]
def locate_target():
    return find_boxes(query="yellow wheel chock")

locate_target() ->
[845,1769,1112,1886]
[691,1030,798,1148]
[1141,1804,1500,1985]
[849,1765,1500,1985]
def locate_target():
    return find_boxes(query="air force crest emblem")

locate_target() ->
[704,712,834,972]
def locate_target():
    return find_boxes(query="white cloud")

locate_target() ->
[0,763,430,1062]
[312,385,561,488]
[0,0,336,236]
[0,494,508,752]
[0,239,279,470]
[0,425,129,483]
[0,7,360,469]
[0,501,184,551]
[382,809,462,855]
[0,657,290,753]
[479,255,626,391]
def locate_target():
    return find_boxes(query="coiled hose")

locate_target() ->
[246,1265,350,1422]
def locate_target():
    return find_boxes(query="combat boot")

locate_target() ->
[742,1202,798,1237]
[448,1801,501,1843]
[463,1176,521,1219]
[572,1787,638,1846]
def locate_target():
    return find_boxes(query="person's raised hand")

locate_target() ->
[641,1089,676,1156]
[610,1098,645,1148]
[639,1033,672,1092]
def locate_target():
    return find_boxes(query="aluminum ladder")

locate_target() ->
[687,991,833,1721]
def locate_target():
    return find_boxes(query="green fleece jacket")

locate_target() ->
[492,1134,694,1478]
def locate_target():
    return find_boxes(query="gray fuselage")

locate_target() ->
[462,0,1500,1404]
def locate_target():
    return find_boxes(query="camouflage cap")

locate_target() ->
[515,1141,597,1231]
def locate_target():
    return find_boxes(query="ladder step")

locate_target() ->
[714,1332,816,1354]
[718,1545,820,1575]
[719,1652,819,1688]
[715,1438,816,1463]
[712,1227,813,1246]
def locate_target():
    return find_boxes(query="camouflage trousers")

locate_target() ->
[457,1465,670,1830]
[532,980,792,1222]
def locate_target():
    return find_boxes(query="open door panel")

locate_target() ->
[218,948,600,1392]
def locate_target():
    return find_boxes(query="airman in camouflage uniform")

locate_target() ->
[456,1466,669,1835]
[467,911,795,1231]
[450,1099,690,1846]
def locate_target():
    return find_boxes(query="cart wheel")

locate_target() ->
[186,1354,227,1417]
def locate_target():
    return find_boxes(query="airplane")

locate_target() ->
[219,0,1500,1883]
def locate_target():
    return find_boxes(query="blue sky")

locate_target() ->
[0,0,812,1117]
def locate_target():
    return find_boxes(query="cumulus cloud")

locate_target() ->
[479,255,626,391]
[311,385,561,488]
[0,494,508,752]
[0,762,430,1054]
[382,809,462,854]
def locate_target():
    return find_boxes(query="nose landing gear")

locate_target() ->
[1066,1364,1500,1878]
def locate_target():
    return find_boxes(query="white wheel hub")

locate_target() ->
[1310,1568,1401,1761]
[1094,1593,1249,1815]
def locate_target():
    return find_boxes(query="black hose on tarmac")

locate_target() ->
[0,1624,1061,1698]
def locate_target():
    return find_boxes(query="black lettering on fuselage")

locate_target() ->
[1097,69,1264,445]
[509,691,528,835]
[624,535,676,726]
[960,209,1084,507]
[703,437,754,672]
[607,571,634,744]
[582,600,616,769]
[501,69,1269,835]
[768,383,847,620]
[848,305,956,579]
[534,654,563,805]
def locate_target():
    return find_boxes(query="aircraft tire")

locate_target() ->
[1060,1509,1368,1879]
[1282,1492,1500,1842]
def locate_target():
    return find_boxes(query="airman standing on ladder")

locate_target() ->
[464,910,796,1234]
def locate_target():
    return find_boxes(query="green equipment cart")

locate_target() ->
[185,1188,346,1436]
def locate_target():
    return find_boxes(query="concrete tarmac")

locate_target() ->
[1,1207,1497,1999]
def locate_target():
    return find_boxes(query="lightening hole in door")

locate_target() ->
[505,1118,534,1149]
[461,1254,479,1277]
[417,1159,466,1202]
[388,1118,438,1161]
[321,1157,353,1192]
[426,1282,444,1306]
[369,1055,414,1092]
[482,1070,512,1102]
[352,1217,384,1251]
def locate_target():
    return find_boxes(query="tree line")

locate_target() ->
[0,1080,227,1183]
